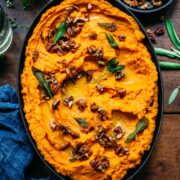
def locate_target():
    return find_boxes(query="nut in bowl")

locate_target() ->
[19,0,163,179]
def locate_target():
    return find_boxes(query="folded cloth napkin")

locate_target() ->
[0,84,52,180]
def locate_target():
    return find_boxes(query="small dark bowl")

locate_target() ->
[118,0,174,14]
[17,0,164,179]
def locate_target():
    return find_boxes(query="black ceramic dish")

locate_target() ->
[118,0,174,13]
[17,0,164,179]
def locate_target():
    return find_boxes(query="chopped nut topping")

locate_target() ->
[146,29,156,43]
[117,88,126,98]
[75,99,87,111]
[51,83,61,95]
[86,70,93,82]
[95,47,103,59]
[89,32,97,40]
[64,96,74,108]
[90,102,98,113]
[86,3,93,11]
[154,27,165,36]
[52,98,60,111]
[72,143,92,161]
[87,46,97,54]
[65,5,79,14]
[32,50,39,62]
[97,107,108,121]
[65,65,75,78]
[49,120,58,131]
[59,124,80,138]
[118,34,126,41]
[96,127,117,148]
[115,71,124,80]
[113,124,125,139]
[96,84,105,94]
[59,142,71,151]
[91,156,110,173]
[115,144,129,156]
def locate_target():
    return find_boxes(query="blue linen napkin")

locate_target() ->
[0,84,52,180]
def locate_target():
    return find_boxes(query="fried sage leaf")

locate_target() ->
[105,32,119,50]
[22,0,30,9]
[125,117,149,143]
[166,19,180,50]
[168,86,180,105]
[106,58,125,73]
[54,21,66,44]
[155,47,180,59]
[32,67,53,98]
[6,0,14,8]
[159,61,180,70]
[74,118,88,128]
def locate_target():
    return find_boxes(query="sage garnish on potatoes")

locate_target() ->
[159,61,180,70]
[74,118,88,128]
[105,32,119,50]
[166,19,180,50]
[155,47,180,59]
[32,67,53,98]
[22,0,30,10]
[168,86,180,105]
[54,21,66,44]
[125,117,149,143]
[106,58,125,73]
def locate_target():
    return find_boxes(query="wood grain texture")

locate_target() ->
[0,0,180,179]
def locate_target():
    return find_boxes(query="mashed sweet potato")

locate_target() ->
[21,0,158,179]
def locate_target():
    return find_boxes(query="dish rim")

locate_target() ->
[17,0,164,179]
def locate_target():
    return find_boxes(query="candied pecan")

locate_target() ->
[95,47,103,59]
[90,156,110,173]
[59,125,80,138]
[97,60,105,66]
[48,28,56,41]
[115,144,129,157]
[73,17,87,24]
[96,127,117,148]
[64,95,74,108]
[73,143,92,160]
[115,71,124,80]
[113,124,125,139]
[32,50,39,62]
[76,99,87,111]
[154,27,165,36]
[89,32,97,40]
[118,34,126,41]
[117,88,126,98]
[97,107,108,121]
[67,27,76,37]
[87,46,97,54]
[90,102,99,112]
[59,142,71,151]
[46,43,55,52]
[146,29,156,43]
[49,120,59,131]
[86,3,93,11]
[65,65,75,78]
[96,84,105,94]
[52,98,60,111]
[86,70,93,82]
[51,83,61,95]
[65,16,74,26]
[65,5,79,14]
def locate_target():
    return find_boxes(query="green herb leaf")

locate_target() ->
[159,61,180,70]
[6,0,14,8]
[105,32,119,50]
[69,157,77,162]
[106,58,125,73]
[168,86,180,105]
[91,70,108,83]
[98,23,113,28]
[54,21,66,44]
[22,0,30,10]
[154,47,180,59]
[125,117,149,143]
[32,67,53,98]
[166,19,180,50]
[74,118,88,128]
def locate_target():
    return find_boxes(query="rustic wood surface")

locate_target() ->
[0,0,179,179]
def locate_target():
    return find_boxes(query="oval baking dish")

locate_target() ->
[17,0,163,179]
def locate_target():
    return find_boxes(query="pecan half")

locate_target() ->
[59,142,71,151]
[86,70,93,82]
[113,124,125,139]
[59,125,80,138]
[64,96,74,108]
[117,88,126,99]
[86,3,93,11]
[89,32,97,40]
[115,71,124,80]
[115,144,129,157]
[65,5,79,14]
[52,98,60,111]
[146,29,156,43]
[90,102,98,113]
[96,127,117,148]
[96,84,105,94]
[118,34,126,41]
[49,120,59,131]
[75,98,87,111]
[91,156,110,173]
[97,107,108,121]
[87,46,97,54]
[154,27,165,36]
[32,50,39,62]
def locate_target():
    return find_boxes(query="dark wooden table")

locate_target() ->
[0,0,179,179]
